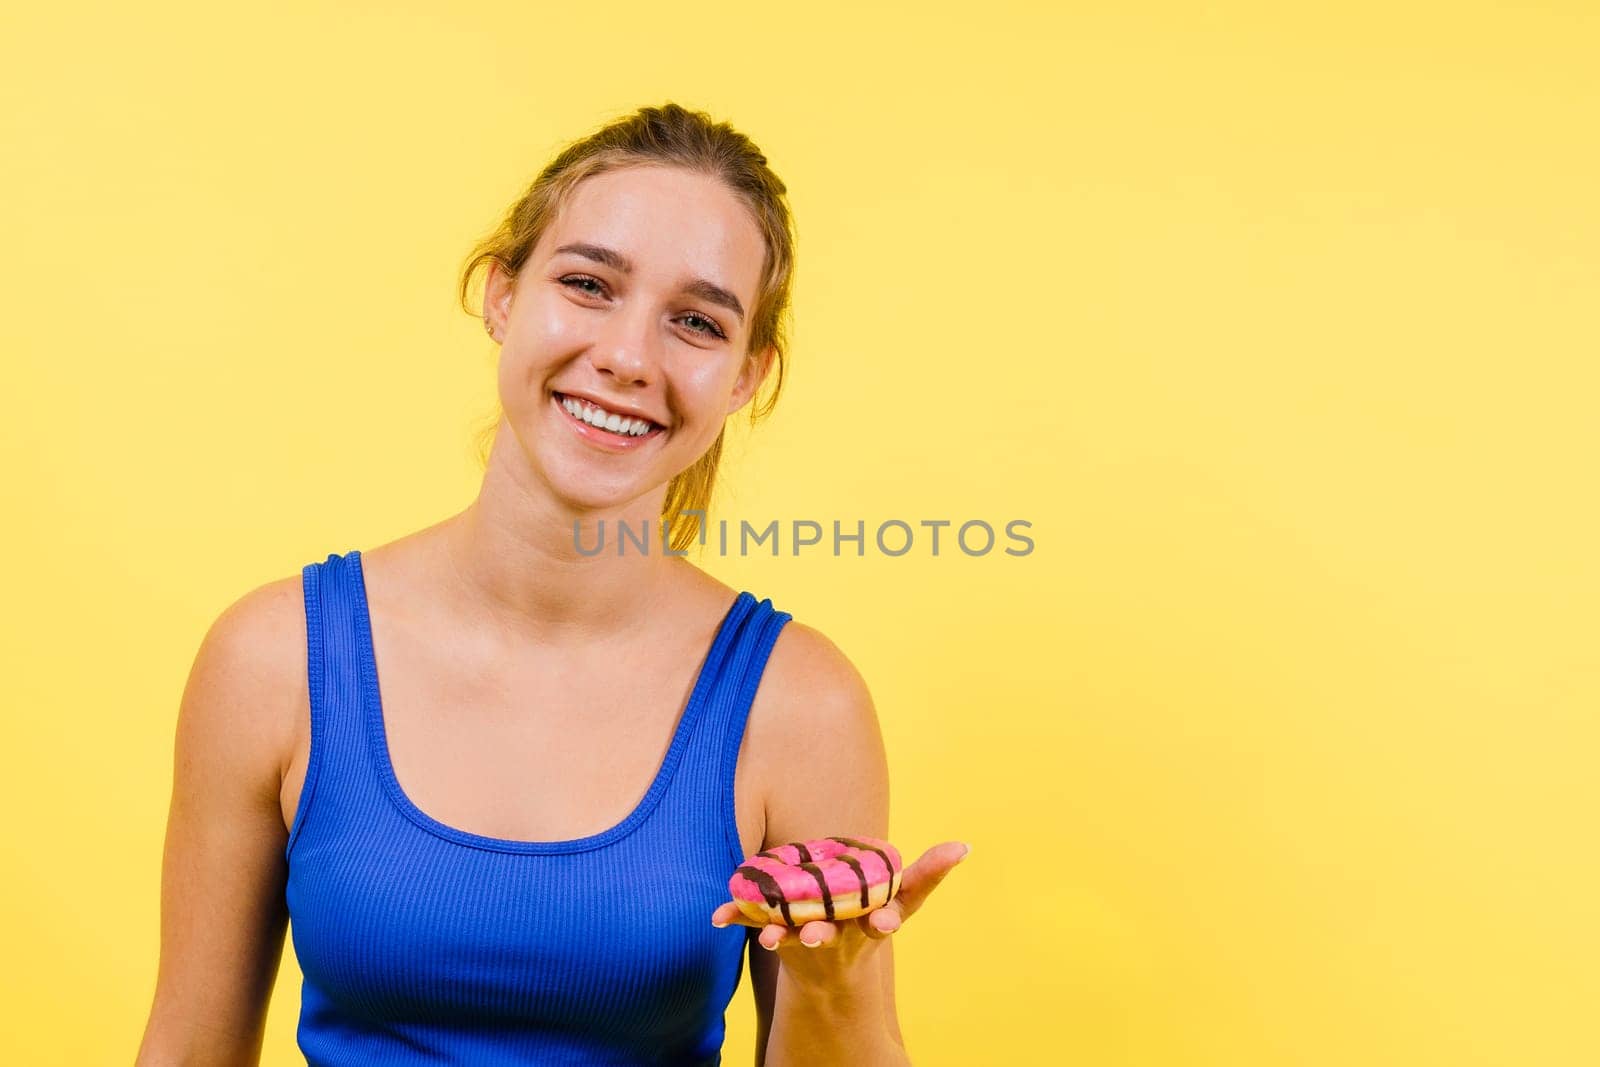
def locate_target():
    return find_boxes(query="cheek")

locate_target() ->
[494,351,525,417]
[495,343,548,418]
[508,284,586,346]
[498,302,582,393]
[676,357,744,412]
[534,294,587,346]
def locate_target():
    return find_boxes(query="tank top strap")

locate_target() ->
[284,550,375,861]
[671,591,793,871]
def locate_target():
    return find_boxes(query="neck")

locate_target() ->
[436,416,687,645]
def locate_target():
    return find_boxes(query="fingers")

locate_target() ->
[751,910,904,951]
[893,841,971,920]
[710,901,764,929]
[713,895,920,946]
[712,904,907,945]
[710,901,827,941]
[762,920,833,950]
[865,902,903,939]
[798,920,834,948]
[711,901,885,943]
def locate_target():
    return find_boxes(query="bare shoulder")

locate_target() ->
[183,571,308,788]
[139,572,306,1063]
[763,619,875,713]
[208,571,306,658]
[747,618,891,848]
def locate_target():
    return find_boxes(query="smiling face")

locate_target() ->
[484,164,774,512]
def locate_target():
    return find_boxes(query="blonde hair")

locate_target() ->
[457,102,796,553]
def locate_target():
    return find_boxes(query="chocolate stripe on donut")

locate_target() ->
[735,865,794,926]
[829,836,894,908]
[798,862,835,920]
[757,841,815,866]
[833,854,869,909]
[828,836,894,879]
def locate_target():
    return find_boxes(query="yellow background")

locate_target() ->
[3,2,1596,1064]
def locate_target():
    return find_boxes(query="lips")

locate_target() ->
[551,391,665,448]
[554,390,664,428]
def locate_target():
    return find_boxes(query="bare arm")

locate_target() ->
[749,924,899,1066]
[135,577,305,1066]
[747,623,909,1066]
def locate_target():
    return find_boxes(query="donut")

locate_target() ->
[729,836,904,927]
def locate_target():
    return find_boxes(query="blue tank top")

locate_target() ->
[285,549,792,1066]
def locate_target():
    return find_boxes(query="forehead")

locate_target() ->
[541,165,766,305]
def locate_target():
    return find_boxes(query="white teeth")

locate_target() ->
[560,395,655,437]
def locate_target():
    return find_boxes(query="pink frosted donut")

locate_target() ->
[729,836,904,927]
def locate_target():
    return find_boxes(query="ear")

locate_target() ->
[483,259,517,336]
[727,344,777,415]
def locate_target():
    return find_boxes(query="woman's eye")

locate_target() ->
[560,275,605,296]
[559,276,723,340]
[682,312,726,339]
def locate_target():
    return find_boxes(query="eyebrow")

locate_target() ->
[553,242,746,326]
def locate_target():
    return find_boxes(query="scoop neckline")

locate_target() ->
[348,548,753,855]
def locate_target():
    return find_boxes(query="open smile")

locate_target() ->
[552,391,665,451]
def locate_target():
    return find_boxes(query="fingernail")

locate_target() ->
[762,940,778,951]
[959,843,972,860]
[712,920,728,928]
[800,937,821,947]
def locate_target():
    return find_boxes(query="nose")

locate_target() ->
[589,303,660,388]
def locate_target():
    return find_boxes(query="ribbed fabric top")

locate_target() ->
[284,550,792,1066]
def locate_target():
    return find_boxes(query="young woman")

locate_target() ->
[137,102,968,1066]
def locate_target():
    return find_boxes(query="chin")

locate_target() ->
[545,456,666,514]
